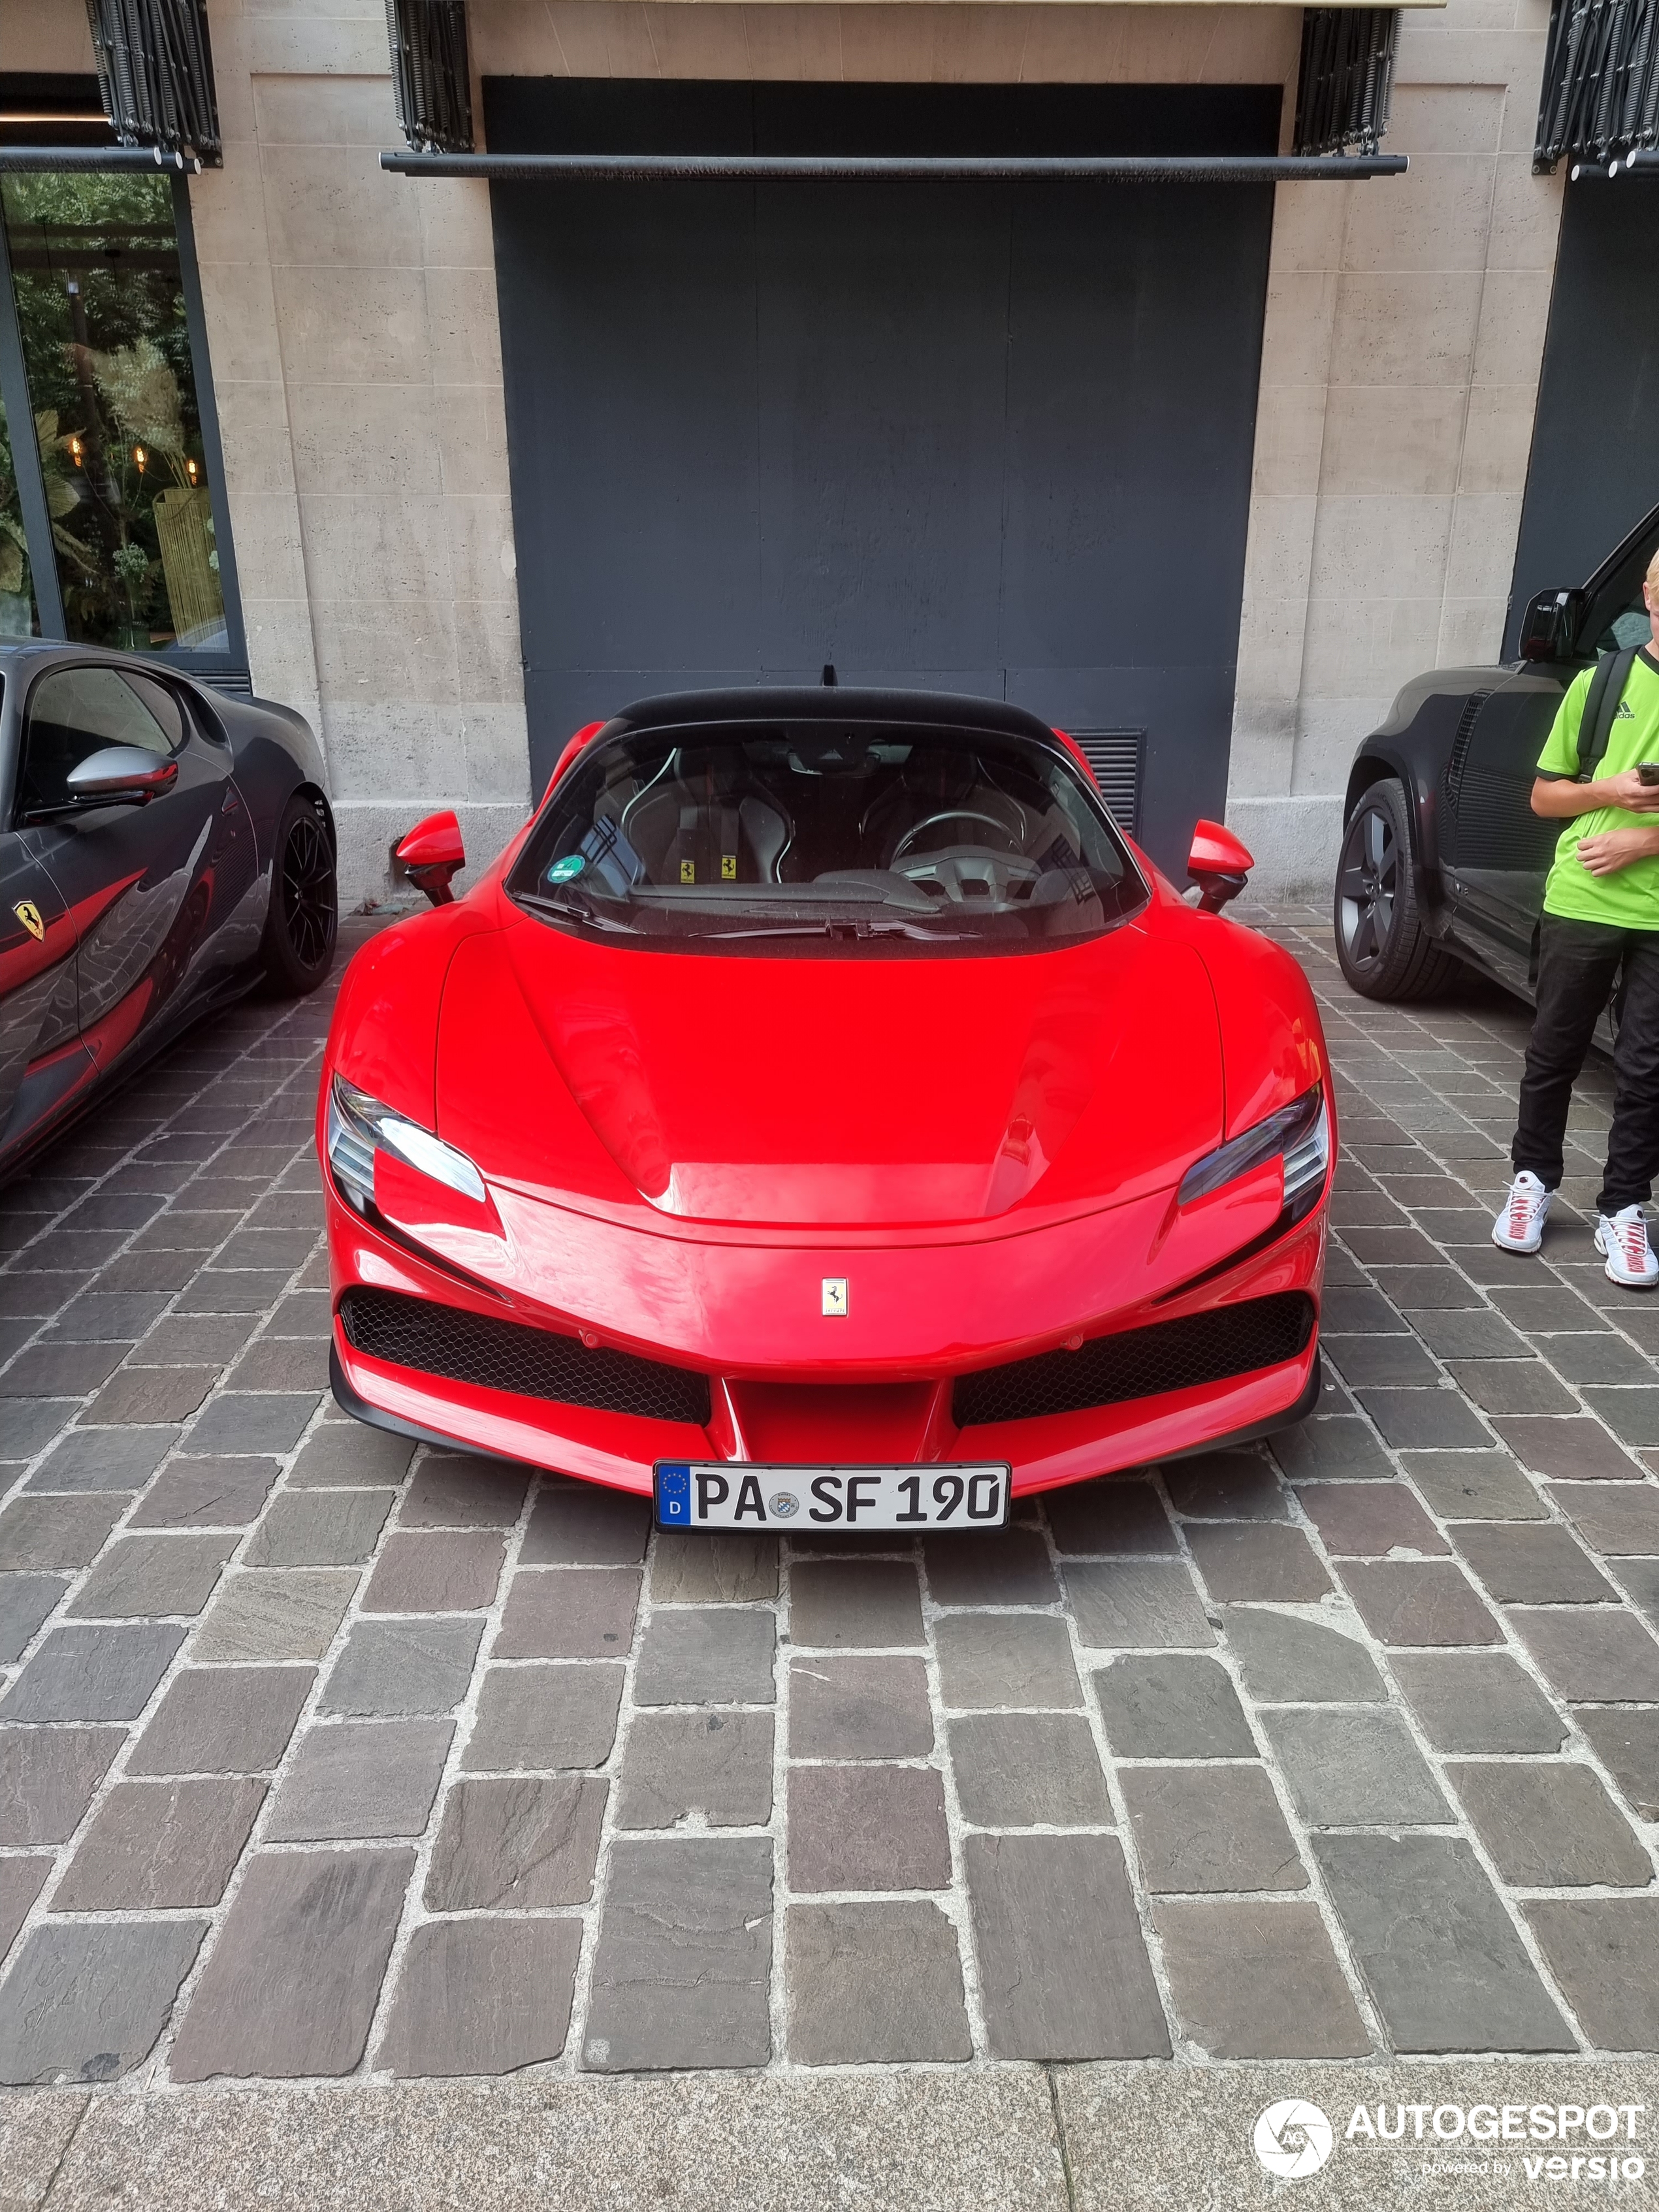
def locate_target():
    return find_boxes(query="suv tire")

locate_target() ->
[1334,777,1462,1001]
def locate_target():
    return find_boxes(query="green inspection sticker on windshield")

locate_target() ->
[547,854,585,883]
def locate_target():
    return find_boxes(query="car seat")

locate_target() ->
[620,750,793,886]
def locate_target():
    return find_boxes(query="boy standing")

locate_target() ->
[1494,549,1659,1287]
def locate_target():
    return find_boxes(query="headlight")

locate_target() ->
[1178,1083,1330,1213]
[326,1074,487,1213]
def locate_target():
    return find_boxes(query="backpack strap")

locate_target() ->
[1576,645,1639,781]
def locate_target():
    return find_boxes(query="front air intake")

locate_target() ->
[952,1292,1315,1427]
[338,1289,712,1426]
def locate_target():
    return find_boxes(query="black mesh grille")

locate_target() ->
[952,1293,1315,1428]
[339,1289,711,1426]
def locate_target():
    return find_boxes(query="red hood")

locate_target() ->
[434,913,1223,1232]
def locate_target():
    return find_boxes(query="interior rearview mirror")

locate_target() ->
[1187,819,1253,915]
[395,810,466,906]
[64,746,179,804]
[1519,588,1583,662]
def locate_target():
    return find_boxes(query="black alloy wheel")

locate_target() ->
[261,790,338,995]
[1332,777,1460,1001]
[1336,799,1397,972]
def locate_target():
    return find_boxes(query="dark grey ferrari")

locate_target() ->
[0,642,336,1177]
[1335,498,1659,1008]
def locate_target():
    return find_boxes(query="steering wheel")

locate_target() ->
[893,848,1042,906]
[891,810,1023,863]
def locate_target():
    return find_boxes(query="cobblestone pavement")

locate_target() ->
[2,904,1659,2091]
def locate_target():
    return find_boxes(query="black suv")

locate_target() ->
[1335,499,1659,1006]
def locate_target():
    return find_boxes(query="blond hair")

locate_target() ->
[1649,546,1659,592]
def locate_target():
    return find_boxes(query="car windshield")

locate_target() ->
[507,720,1146,954]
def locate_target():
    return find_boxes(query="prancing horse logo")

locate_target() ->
[12,901,44,944]
[822,1277,848,1317]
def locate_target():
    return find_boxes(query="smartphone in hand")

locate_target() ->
[1639,764,1659,786]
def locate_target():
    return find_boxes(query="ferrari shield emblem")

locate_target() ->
[822,1277,848,1317]
[12,901,44,944]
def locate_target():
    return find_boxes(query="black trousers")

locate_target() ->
[1513,914,1659,1214]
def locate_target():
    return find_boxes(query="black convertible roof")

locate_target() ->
[606,685,1060,746]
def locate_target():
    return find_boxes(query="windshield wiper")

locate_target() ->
[517,897,970,944]
[515,893,634,932]
[709,918,967,943]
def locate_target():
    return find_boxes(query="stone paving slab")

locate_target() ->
[13,2074,1069,2212]
[1059,2059,1659,2210]
[14,2062,1659,2209]
[0,2087,85,2212]
[3,908,1659,2094]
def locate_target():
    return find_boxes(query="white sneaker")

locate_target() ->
[1596,1206,1659,1289]
[1492,1171,1553,1254]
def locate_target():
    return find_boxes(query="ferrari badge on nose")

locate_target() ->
[822,1277,849,1317]
[12,902,44,944]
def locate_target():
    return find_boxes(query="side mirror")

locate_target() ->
[1519,587,1583,662]
[65,746,178,805]
[1187,819,1253,914]
[395,810,465,907]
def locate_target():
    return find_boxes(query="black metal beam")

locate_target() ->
[380,150,1407,183]
[0,146,201,172]
[1563,148,1659,176]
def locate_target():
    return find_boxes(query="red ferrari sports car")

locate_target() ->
[319,688,1332,1531]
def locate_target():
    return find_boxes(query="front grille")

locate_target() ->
[339,1289,711,1426]
[952,1292,1315,1428]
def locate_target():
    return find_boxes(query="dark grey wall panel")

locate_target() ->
[489,82,1278,873]
[1001,180,1272,858]
[491,178,762,673]
[1505,180,1654,656]
[753,182,1011,673]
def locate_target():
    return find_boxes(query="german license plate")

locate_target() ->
[654,1462,1011,1531]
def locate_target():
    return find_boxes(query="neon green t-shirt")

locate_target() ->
[1538,648,1659,927]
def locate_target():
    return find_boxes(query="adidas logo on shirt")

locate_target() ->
[1617,700,1636,718]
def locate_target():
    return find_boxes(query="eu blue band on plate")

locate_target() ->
[658,1464,691,1522]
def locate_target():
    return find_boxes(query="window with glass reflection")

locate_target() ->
[1,171,227,652]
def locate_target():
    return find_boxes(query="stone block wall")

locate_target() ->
[1229,0,1562,897]
[193,2,531,904]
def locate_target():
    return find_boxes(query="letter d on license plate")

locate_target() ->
[653,1462,1010,1531]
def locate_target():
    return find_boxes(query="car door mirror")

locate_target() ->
[63,745,180,805]
[1519,588,1583,662]
[1187,820,1253,914]
[395,810,465,906]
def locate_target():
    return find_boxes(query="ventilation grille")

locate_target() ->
[952,1292,1315,1428]
[1443,688,1493,809]
[1453,771,1564,876]
[85,0,221,163]
[1294,8,1399,157]
[1072,731,1144,837]
[339,1289,712,1426]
